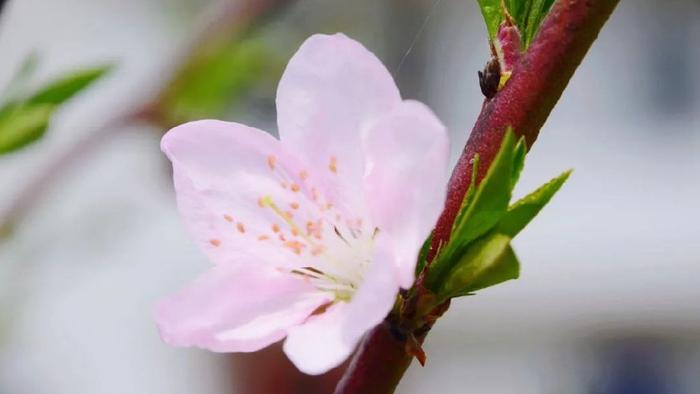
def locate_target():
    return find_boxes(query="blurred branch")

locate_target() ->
[0,115,134,239]
[0,0,295,240]
[335,0,620,392]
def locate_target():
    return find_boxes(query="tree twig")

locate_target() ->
[0,0,296,240]
[429,0,621,258]
[0,115,135,239]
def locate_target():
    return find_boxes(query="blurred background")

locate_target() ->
[0,0,698,393]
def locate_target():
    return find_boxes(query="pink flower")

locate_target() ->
[155,33,449,375]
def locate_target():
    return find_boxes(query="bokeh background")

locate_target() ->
[0,0,699,393]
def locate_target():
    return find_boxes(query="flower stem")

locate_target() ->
[335,0,620,392]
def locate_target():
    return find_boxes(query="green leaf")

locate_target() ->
[504,0,527,29]
[452,153,480,234]
[511,136,527,189]
[0,63,112,154]
[415,232,433,276]
[502,0,556,47]
[462,243,519,294]
[426,129,518,288]
[477,0,505,39]
[450,129,518,245]
[523,0,556,46]
[439,232,520,298]
[27,65,112,105]
[498,169,572,237]
[475,0,556,47]
[0,104,54,153]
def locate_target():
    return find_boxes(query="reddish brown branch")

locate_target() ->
[335,0,620,392]
[334,322,416,394]
[430,0,620,258]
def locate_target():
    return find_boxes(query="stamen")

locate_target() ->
[209,239,221,247]
[329,156,338,173]
[267,155,276,170]
[334,226,350,245]
[284,240,306,255]
[236,223,246,233]
[299,170,308,181]
[223,214,234,222]
[306,220,323,239]
[311,244,326,256]
[260,196,313,244]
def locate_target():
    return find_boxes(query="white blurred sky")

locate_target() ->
[0,0,698,393]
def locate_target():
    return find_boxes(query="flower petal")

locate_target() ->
[283,303,354,375]
[283,235,401,375]
[162,120,332,268]
[276,33,401,215]
[341,232,401,344]
[155,265,329,353]
[362,100,450,288]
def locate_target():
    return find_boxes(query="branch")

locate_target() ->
[334,322,415,394]
[0,115,136,239]
[430,0,620,257]
[335,0,620,392]
[0,0,296,239]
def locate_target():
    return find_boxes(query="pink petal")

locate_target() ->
[362,100,450,288]
[162,120,326,269]
[283,236,401,375]
[283,303,354,375]
[341,233,401,343]
[276,33,401,216]
[155,264,329,353]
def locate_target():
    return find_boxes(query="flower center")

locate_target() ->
[258,194,377,302]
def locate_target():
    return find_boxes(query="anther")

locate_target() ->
[311,244,326,256]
